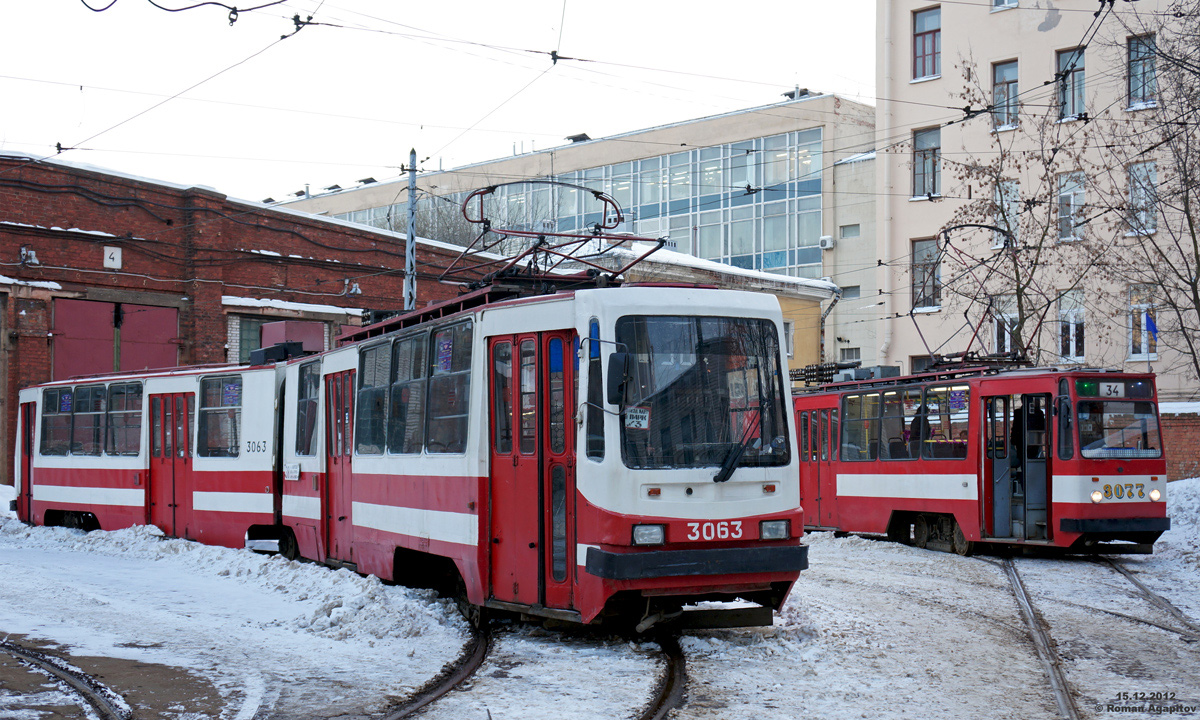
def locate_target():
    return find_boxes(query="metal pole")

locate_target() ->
[404,148,418,311]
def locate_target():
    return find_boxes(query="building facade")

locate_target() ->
[0,153,468,484]
[877,0,1199,400]
[287,93,880,367]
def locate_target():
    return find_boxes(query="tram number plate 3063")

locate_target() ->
[686,521,743,541]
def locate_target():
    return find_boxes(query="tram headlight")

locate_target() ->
[1150,489,1162,502]
[632,524,666,546]
[760,519,790,541]
[1090,490,1104,504]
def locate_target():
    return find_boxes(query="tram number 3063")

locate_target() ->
[1102,483,1146,499]
[686,521,743,541]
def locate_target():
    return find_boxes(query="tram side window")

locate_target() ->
[921,385,970,459]
[40,387,73,456]
[197,376,242,457]
[841,393,881,461]
[427,321,473,454]
[388,335,428,454]
[295,362,320,456]
[883,388,922,460]
[71,385,107,456]
[1057,379,1074,460]
[106,382,143,456]
[800,412,809,460]
[356,343,391,455]
[585,319,604,461]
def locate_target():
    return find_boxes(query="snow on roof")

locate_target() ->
[0,274,62,290]
[834,150,876,165]
[608,242,838,297]
[0,152,486,260]
[1161,402,1200,415]
[1,219,120,239]
[222,295,363,316]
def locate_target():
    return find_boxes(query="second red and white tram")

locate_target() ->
[793,365,1171,554]
[14,283,807,630]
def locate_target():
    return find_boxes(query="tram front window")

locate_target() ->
[1078,400,1162,459]
[614,315,790,470]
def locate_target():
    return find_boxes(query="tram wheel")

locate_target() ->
[952,522,974,557]
[913,515,930,549]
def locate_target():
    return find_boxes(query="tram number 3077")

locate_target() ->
[687,521,743,541]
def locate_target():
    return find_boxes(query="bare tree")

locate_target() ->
[919,55,1107,365]
[1085,2,1200,386]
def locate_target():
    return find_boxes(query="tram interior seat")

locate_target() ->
[888,440,908,459]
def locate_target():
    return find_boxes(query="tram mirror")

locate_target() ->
[607,352,630,406]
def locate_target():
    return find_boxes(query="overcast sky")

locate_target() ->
[1,1,876,202]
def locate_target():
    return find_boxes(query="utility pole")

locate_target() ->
[404,148,417,311]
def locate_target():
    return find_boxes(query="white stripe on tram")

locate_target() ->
[352,502,478,547]
[192,491,274,514]
[836,473,979,501]
[31,484,143,507]
[282,494,321,520]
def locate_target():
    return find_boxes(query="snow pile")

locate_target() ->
[1,483,12,519]
[0,517,461,645]
[1159,476,1200,567]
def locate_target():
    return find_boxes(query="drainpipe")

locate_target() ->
[878,0,895,365]
[820,288,843,362]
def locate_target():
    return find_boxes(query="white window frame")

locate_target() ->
[1057,172,1085,241]
[992,61,1019,130]
[1128,161,1157,235]
[1057,48,1086,120]
[993,180,1019,248]
[783,320,796,358]
[1128,35,1157,108]
[1129,286,1158,360]
[1058,290,1085,363]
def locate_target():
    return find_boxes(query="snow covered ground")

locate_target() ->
[1,480,1197,720]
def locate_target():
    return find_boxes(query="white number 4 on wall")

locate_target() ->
[103,246,122,270]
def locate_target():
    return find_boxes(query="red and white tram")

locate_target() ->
[14,283,807,630]
[793,365,1170,554]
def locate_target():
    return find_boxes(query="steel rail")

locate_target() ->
[380,623,492,720]
[1003,558,1082,720]
[637,634,687,720]
[1102,557,1200,637]
[0,640,131,720]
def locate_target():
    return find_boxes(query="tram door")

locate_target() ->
[324,370,355,562]
[18,402,34,522]
[488,332,576,609]
[815,408,838,526]
[799,412,819,527]
[984,394,1050,540]
[148,393,194,537]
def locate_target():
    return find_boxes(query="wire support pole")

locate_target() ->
[405,148,417,311]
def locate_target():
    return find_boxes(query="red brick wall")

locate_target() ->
[0,154,466,484]
[1161,413,1200,481]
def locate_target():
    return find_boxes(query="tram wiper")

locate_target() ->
[713,409,761,483]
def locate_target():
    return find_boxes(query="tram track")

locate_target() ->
[1099,557,1200,639]
[1002,558,1082,720]
[377,622,686,720]
[380,622,493,719]
[0,639,132,720]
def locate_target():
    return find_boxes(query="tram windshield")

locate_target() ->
[614,315,790,469]
[1077,400,1162,459]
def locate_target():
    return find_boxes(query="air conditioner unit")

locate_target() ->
[818,235,836,250]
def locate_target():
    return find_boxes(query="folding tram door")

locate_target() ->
[487,331,575,611]
[984,393,1051,541]
[323,370,355,563]
[148,393,195,537]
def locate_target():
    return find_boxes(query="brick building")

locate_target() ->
[0,153,466,483]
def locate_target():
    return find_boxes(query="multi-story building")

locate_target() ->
[877,0,1199,400]
[287,93,880,370]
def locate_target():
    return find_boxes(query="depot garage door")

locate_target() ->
[53,299,179,379]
